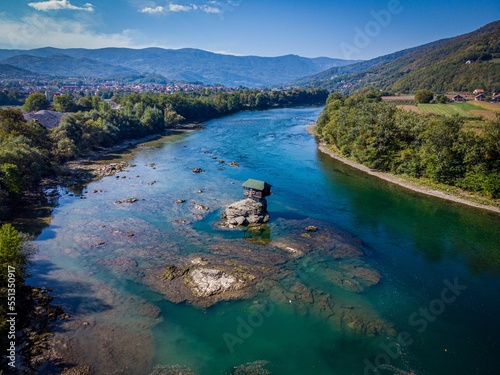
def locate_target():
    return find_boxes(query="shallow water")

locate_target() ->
[29,107,500,374]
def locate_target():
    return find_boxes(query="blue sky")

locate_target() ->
[0,0,498,60]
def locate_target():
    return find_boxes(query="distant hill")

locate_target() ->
[296,20,500,93]
[0,63,39,79]
[2,54,137,78]
[0,47,359,87]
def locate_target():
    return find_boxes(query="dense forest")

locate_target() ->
[0,88,328,219]
[316,89,500,198]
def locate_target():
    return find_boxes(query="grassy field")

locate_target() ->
[417,102,486,118]
[471,101,500,111]
[381,95,415,101]
[396,102,499,134]
[396,104,422,114]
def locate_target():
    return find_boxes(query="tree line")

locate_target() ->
[316,89,500,198]
[0,88,328,219]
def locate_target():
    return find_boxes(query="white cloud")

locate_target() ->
[138,5,165,14]
[0,14,139,50]
[168,3,193,12]
[200,5,221,14]
[138,2,222,15]
[28,0,95,12]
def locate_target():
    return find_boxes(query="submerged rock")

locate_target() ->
[114,197,139,204]
[189,268,244,297]
[160,265,189,280]
[222,199,270,228]
[232,360,271,375]
[146,251,278,308]
[150,365,196,375]
[342,265,382,285]
[194,204,209,211]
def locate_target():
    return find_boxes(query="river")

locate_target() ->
[29,107,500,374]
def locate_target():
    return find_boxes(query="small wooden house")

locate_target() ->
[242,179,272,200]
[452,94,466,102]
[475,93,486,101]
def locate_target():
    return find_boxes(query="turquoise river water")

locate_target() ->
[29,107,500,374]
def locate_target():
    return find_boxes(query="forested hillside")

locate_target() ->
[298,21,500,93]
[0,47,357,87]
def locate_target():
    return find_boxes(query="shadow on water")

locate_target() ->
[28,259,113,316]
[316,149,500,275]
[25,260,115,374]
[8,191,60,236]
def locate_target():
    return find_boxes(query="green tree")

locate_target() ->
[0,223,34,289]
[0,164,22,196]
[164,107,184,128]
[77,96,93,111]
[414,90,434,104]
[23,92,49,112]
[435,94,449,104]
[0,223,35,336]
[0,108,51,151]
[140,107,164,132]
[53,94,78,112]
[484,114,500,157]
[418,116,464,184]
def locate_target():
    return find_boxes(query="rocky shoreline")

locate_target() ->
[1,287,68,374]
[40,126,203,192]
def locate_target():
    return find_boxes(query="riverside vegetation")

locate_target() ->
[315,89,500,200]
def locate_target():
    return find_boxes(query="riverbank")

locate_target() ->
[42,127,200,192]
[307,125,500,215]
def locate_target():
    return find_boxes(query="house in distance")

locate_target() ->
[242,179,272,201]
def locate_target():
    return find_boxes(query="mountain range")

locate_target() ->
[0,21,498,92]
[0,47,356,87]
[296,20,500,93]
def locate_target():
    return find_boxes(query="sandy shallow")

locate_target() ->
[307,126,500,215]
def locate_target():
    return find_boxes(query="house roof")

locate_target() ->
[23,110,65,129]
[242,179,271,191]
